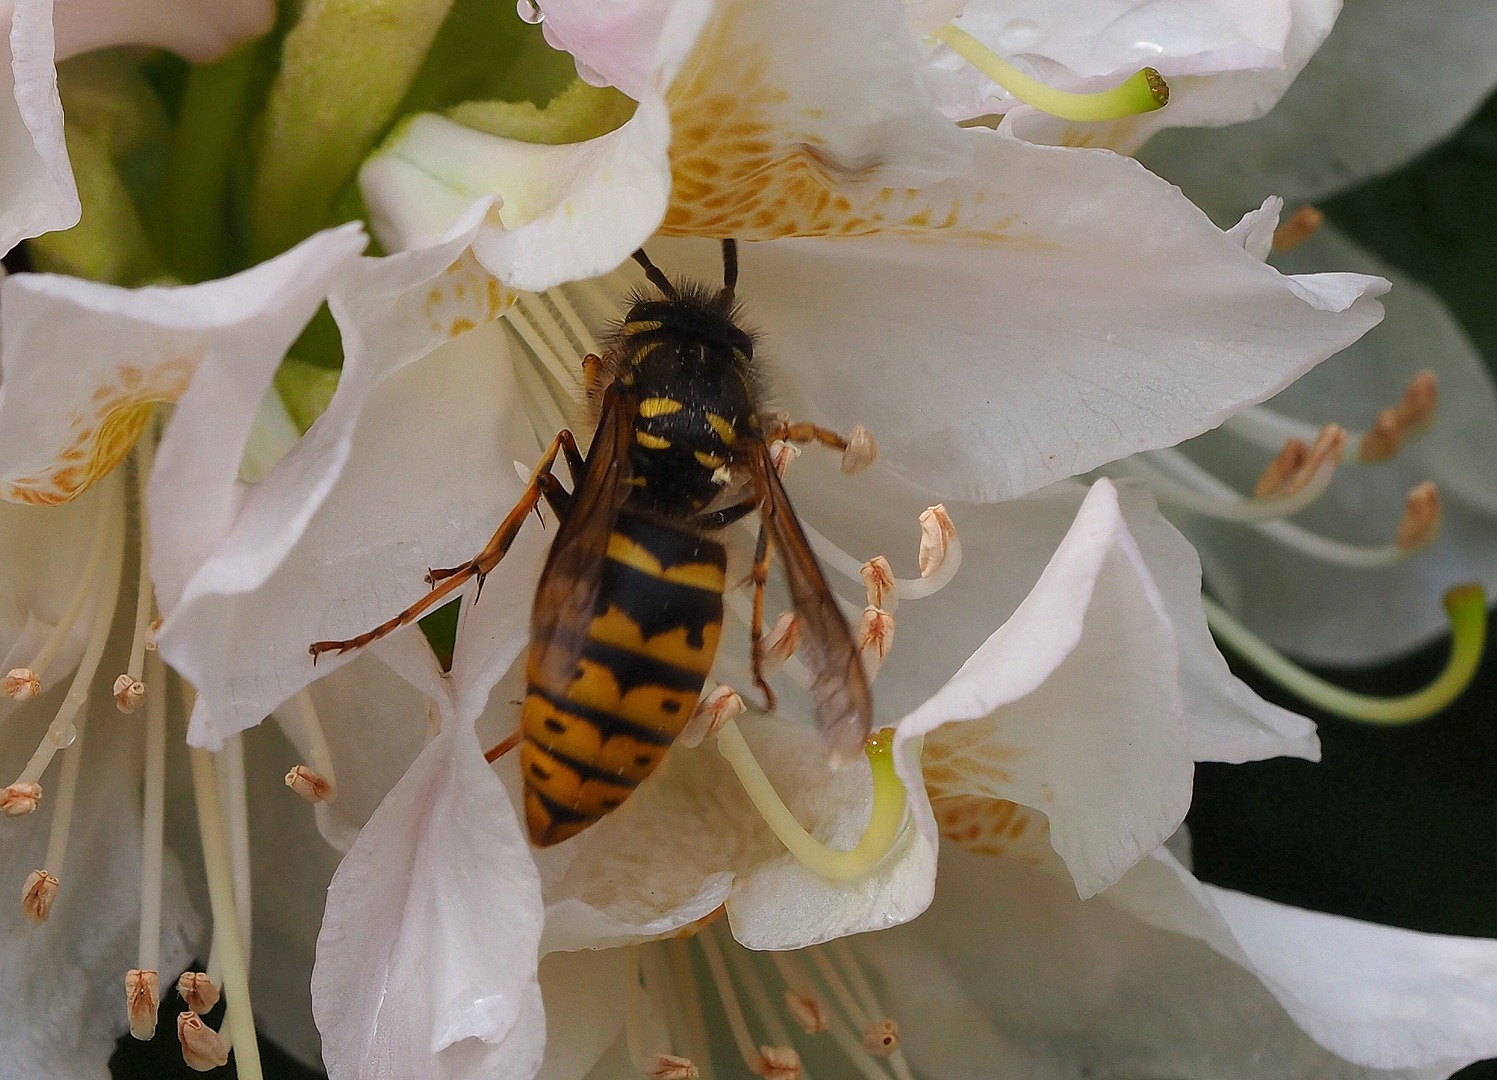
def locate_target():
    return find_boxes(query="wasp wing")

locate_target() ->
[751,439,873,765]
[528,384,636,691]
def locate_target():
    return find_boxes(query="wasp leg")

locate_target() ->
[762,417,851,454]
[310,430,575,661]
[748,522,777,712]
[719,238,738,302]
[483,729,522,764]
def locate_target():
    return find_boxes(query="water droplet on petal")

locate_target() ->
[48,724,76,749]
[516,0,543,24]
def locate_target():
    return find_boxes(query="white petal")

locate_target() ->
[1109,849,1497,1071]
[159,222,544,746]
[0,696,203,1080]
[999,0,1339,156]
[1180,224,1497,663]
[866,846,1453,1079]
[531,715,936,953]
[0,223,364,516]
[1141,0,1497,219]
[52,0,274,64]
[651,128,1386,503]
[312,722,546,1080]
[897,479,1191,898]
[534,0,697,102]
[1,0,78,256]
[533,950,630,1080]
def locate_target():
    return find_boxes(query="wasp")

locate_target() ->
[311,240,873,845]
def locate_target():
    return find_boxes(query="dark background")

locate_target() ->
[101,87,1497,1080]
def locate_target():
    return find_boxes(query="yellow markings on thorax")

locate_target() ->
[587,605,721,674]
[706,412,737,444]
[694,450,725,470]
[606,533,728,592]
[640,397,684,418]
[622,319,664,334]
[636,431,672,450]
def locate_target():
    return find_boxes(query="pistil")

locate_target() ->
[1204,584,1486,724]
[930,23,1168,121]
[716,725,906,882]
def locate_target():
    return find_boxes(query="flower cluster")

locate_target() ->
[1,1,1496,1079]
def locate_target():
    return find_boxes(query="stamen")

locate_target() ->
[783,949,904,1080]
[917,506,956,579]
[930,23,1167,121]
[651,1056,701,1080]
[840,427,876,475]
[137,651,168,1015]
[1125,435,1343,522]
[281,688,339,801]
[178,971,221,1015]
[1252,438,1308,499]
[1204,584,1486,724]
[547,285,603,358]
[1396,482,1442,551]
[767,954,831,1035]
[861,1020,899,1058]
[626,948,694,1079]
[177,1010,230,1071]
[125,969,160,1040]
[664,939,718,1080]
[799,507,960,604]
[1271,205,1324,253]
[680,683,745,748]
[20,869,58,923]
[717,926,811,1071]
[217,734,254,964]
[860,558,897,613]
[1252,483,1442,569]
[1,782,41,817]
[1224,372,1438,465]
[716,724,906,882]
[188,740,263,1080]
[825,941,914,1080]
[699,928,801,1080]
[116,435,157,714]
[857,608,896,679]
[9,476,116,698]
[10,474,127,792]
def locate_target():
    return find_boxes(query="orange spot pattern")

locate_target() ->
[419,250,518,340]
[4,358,195,506]
[930,794,1044,860]
[658,8,1044,248]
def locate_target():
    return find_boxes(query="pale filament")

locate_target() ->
[1143,446,1433,569]
[719,927,811,1067]
[666,939,719,1080]
[797,517,961,602]
[13,475,116,696]
[698,923,798,1079]
[12,473,127,791]
[138,651,168,977]
[218,734,254,961]
[1224,370,1437,465]
[119,433,157,710]
[625,947,691,1078]
[1121,446,1338,523]
[286,687,339,798]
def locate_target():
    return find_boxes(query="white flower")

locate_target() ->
[0,224,366,1075]
[1,0,275,257]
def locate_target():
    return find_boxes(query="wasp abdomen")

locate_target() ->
[520,510,726,845]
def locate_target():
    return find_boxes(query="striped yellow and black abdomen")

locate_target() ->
[520,510,726,845]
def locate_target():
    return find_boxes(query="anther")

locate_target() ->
[178,970,221,1015]
[284,764,335,803]
[1289,424,1346,495]
[757,1045,802,1080]
[1396,371,1438,431]
[761,613,800,677]
[680,684,745,748]
[771,440,800,479]
[3,667,40,701]
[145,617,162,650]
[918,505,955,578]
[1253,438,1307,500]
[1359,406,1404,463]
[125,969,160,1040]
[1272,205,1324,253]
[177,1010,229,1071]
[862,1018,900,1057]
[840,426,877,475]
[21,869,58,923]
[858,607,896,678]
[784,989,830,1035]
[648,1054,700,1080]
[113,674,147,713]
[1396,482,1442,551]
[1,782,41,817]
[860,556,898,612]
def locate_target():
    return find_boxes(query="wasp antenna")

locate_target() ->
[631,249,677,298]
[719,238,738,302]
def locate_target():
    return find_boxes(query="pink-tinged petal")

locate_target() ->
[312,722,546,1080]
[536,0,684,102]
[2,0,79,256]
[896,479,1192,898]
[650,127,1386,502]
[52,0,274,63]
